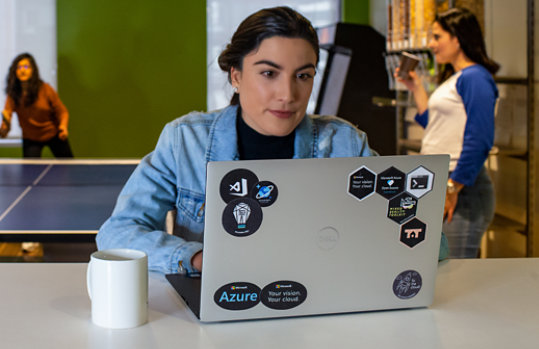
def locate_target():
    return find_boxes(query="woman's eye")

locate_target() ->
[261,71,275,78]
[297,73,313,81]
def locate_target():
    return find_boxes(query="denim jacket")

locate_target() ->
[96,105,378,273]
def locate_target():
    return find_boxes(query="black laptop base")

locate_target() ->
[165,273,202,319]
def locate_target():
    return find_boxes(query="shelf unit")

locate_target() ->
[487,0,536,257]
[525,0,536,256]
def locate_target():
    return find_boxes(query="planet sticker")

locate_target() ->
[251,181,278,207]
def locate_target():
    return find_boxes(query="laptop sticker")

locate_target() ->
[406,166,434,198]
[387,192,418,224]
[222,197,263,237]
[400,218,426,247]
[251,181,278,207]
[260,281,307,310]
[214,282,261,310]
[348,166,376,201]
[220,169,259,203]
[376,167,405,199]
[393,270,422,299]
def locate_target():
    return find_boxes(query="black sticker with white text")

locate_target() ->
[260,281,307,310]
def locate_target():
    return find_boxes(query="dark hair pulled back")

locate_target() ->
[435,7,500,83]
[218,6,319,105]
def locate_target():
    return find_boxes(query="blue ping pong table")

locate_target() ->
[0,159,139,242]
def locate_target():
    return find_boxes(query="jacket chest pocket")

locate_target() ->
[175,188,205,239]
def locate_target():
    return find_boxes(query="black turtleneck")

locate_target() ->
[236,112,295,160]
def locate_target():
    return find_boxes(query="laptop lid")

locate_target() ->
[187,155,448,322]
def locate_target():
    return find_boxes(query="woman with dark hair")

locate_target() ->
[1,52,73,158]
[96,6,377,273]
[397,7,499,258]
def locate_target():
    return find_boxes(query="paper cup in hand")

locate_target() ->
[87,249,148,329]
[398,52,421,80]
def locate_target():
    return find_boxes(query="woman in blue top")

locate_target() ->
[398,8,499,258]
[97,7,378,274]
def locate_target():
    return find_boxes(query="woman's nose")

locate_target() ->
[276,78,295,102]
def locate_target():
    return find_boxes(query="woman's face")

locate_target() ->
[428,22,461,65]
[231,36,317,136]
[16,58,33,82]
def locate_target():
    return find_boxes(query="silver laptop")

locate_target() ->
[166,154,449,322]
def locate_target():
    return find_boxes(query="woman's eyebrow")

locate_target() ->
[254,60,282,69]
[295,63,316,72]
[254,60,315,72]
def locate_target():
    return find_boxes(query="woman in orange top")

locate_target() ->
[1,53,73,158]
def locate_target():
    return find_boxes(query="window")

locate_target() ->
[0,0,57,146]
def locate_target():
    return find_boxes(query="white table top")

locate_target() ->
[1,258,539,348]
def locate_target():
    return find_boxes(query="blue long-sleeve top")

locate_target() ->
[415,64,498,186]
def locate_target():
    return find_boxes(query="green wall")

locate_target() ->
[57,0,206,158]
[342,0,370,25]
[0,147,21,157]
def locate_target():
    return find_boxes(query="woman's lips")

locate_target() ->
[269,110,293,119]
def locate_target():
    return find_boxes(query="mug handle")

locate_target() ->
[86,259,92,300]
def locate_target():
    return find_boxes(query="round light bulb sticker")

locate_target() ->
[222,197,263,237]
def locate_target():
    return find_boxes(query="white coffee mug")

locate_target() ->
[87,248,148,329]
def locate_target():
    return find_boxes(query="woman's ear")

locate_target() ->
[230,67,241,89]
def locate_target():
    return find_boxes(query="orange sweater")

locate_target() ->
[2,83,69,142]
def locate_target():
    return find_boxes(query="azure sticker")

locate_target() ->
[393,270,422,299]
[220,169,259,203]
[376,167,405,199]
[260,281,307,310]
[214,282,261,310]
[222,198,263,237]
[251,181,278,207]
